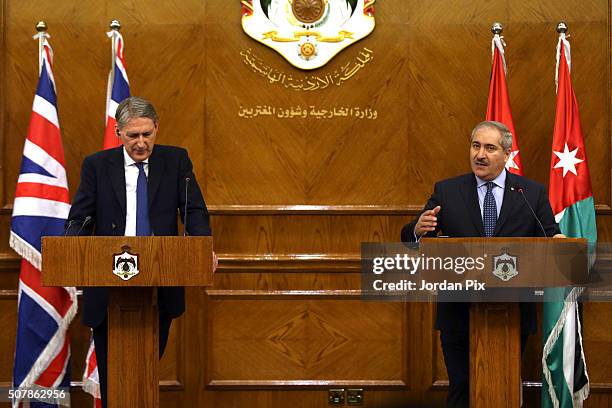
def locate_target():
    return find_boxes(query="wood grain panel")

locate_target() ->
[207,296,407,386]
[212,214,410,255]
[160,315,184,387]
[205,3,411,205]
[0,294,17,383]
[583,302,612,384]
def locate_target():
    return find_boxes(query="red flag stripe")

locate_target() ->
[20,260,73,317]
[27,112,66,166]
[15,182,70,203]
[103,117,121,150]
[86,344,98,377]
[35,336,70,388]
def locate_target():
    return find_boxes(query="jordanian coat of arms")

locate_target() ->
[113,245,140,281]
[492,248,519,282]
[241,0,376,69]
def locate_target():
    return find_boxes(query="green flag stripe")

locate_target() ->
[543,196,595,407]
[557,196,597,245]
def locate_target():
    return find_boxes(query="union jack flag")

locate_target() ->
[82,336,101,408]
[102,28,130,150]
[10,34,77,406]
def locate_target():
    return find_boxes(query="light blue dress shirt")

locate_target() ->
[475,170,506,219]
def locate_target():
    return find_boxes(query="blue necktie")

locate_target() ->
[483,181,497,237]
[135,162,151,236]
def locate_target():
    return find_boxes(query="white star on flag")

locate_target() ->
[505,150,520,170]
[553,143,584,177]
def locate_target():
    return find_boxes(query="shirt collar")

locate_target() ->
[122,147,149,167]
[475,169,506,189]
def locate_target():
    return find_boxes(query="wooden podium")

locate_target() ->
[419,237,588,407]
[41,236,214,408]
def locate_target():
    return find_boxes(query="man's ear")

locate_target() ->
[115,126,120,136]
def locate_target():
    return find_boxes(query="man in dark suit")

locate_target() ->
[65,96,214,407]
[401,121,563,407]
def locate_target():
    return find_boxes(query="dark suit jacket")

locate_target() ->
[65,144,211,328]
[401,171,560,332]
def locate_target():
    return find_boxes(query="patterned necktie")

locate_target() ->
[135,162,151,236]
[483,181,497,237]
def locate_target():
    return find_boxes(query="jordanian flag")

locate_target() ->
[485,27,523,175]
[544,30,593,408]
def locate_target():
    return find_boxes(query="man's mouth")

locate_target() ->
[475,161,488,167]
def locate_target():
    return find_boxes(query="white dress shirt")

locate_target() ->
[123,147,149,236]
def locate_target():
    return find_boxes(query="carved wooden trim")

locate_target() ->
[207,380,407,389]
[206,289,362,298]
[0,289,17,297]
[3,204,612,215]
[434,380,612,392]
[219,254,360,272]
[0,380,182,391]
[159,380,184,390]
[207,204,420,215]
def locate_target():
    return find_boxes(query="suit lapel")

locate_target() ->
[494,171,517,236]
[147,147,164,210]
[460,174,485,236]
[108,148,127,217]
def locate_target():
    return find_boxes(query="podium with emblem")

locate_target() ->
[419,237,588,408]
[41,236,214,408]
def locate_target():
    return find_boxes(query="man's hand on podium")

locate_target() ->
[553,233,567,238]
[415,206,441,237]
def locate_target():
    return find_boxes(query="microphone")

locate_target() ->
[511,184,547,237]
[183,175,191,237]
[64,219,78,236]
[75,216,93,236]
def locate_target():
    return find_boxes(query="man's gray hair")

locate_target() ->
[470,120,513,151]
[115,96,158,129]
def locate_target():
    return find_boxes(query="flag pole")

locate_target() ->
[34,21,48,76]
[555,21,569,92]
[108,19,121,82]
[557,21,568,34]
[103,19,130,149]
[491,22,507,74]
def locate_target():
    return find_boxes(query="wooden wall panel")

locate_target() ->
[206,19,411,204]
[207,297,406,386]
[212,214,409,255]
[0,294,17,383]
[0,0,611,407]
